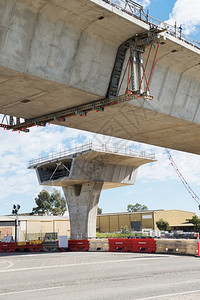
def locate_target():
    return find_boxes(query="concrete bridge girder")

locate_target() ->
[1,0,200,154]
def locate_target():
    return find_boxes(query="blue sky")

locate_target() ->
[1,0,200,216]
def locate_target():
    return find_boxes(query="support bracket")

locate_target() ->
[106,28,165,98]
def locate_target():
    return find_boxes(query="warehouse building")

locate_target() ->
[0,209,196,241]
[96,210,195,232]
[0,215,70,241]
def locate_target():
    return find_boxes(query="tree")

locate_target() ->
[127,203,148,212]
[50,189,67,216]
[32,189,67,216]
[97,207,102,215]
[121,225,130,235]
[156,219,169,231]
[191,215,200,232]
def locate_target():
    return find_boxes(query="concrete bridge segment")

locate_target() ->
[1,0,200,154]
[29,143,155,238]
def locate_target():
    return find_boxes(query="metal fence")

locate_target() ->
[29,142,155,167]
[102,0,200,50]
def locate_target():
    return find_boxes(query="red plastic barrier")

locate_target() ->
[68,240,89,251]
[108,238,156,253]
[58,247,69,252]
[130,238,156,253]
[0,242,17,253]
[16,242,30,252]
[29,243,43,252]
[108,239,132,252]
[0,242,44,253]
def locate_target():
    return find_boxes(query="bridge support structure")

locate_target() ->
[63,181,103,239]
[29,143,155,239]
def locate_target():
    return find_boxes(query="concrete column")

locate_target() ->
[62,181,103,239]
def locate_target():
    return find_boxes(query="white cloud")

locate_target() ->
[139,0,150,8]
[138,145,200,187]
[115,0,150,10]
[1,121,200,214]
[166,0,200,35]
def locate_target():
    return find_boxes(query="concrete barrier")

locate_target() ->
[155,239,198,255]
[89,239,109,252]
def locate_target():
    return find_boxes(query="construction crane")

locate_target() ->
[165,148,200,210]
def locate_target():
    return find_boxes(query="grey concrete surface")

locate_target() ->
[63,181,103,239]
[31,146,154,239]
[1,0,200,154]
[0,251,200,299]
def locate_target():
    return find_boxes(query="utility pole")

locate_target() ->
[12,204,20,242]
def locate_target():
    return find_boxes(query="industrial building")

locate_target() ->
[96,210,195,232]
[0,215,70,241]
[0,209,196,242]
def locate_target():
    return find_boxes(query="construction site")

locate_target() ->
[0,0,200,298]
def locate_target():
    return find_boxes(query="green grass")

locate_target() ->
[96,232,150,238]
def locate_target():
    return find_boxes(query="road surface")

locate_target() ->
[0,251,200,299]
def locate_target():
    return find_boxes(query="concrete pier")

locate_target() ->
[29,143,155,238]
[63,181,103,239]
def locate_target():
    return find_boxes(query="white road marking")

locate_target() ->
[0,256,175,273]
[0,253,176,263]
[0,260,13,270]
[137,289,200,299]
[0,286,65,296]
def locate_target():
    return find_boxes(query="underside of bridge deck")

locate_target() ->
[0,0,200,154]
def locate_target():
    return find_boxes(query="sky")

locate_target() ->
[1,0,200,216]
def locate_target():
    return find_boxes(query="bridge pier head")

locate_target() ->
[29,143,155,239]
[63,181,103,239]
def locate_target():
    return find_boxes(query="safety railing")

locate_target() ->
[29,142,155,167]
[102,0,200,50]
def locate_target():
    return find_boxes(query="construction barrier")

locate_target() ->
[0,237,198,256]
[0,241,45,253]
[108,238,156,253]
[43,241,58,252]
[68,240,89,251]
[89,239,109,251]
[16,242,30,252]
[29,243,43,252]
[130,238,156,253]
[185,239,198,256]
[29,240,43,245]
[108,238,132,252]
[155,238,198,255]
[0,242,17,253]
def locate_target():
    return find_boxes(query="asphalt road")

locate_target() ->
[0,251,200,299]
